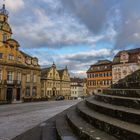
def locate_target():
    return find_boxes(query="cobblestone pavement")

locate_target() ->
[0,100,79,140]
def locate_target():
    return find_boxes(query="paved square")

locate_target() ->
[0,100,79,140]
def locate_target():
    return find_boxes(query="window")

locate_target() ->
[10,45,14,49]
[105,66,107,69]
[26,87,30,97]
[107,73,109,77]
[32,87,37,96]
[8,54,14,60]
[7,71,13,82]
[26,74,30,82]
[33,75,37,83]
[3,34,7,42]
[0,70,2,80]
[38,76,41,82]
[4,17,6,22]
[100,81,102,85]
[102,81,104,85]
[17,72,21,82]
[50,73,52,77]
[0,53,3,59]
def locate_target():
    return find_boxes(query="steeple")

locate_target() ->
[65,65,68,70]
[0,2,12,43]
[52,62,56,67]
[0,1,9,16]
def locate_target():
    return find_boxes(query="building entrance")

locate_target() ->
[53,90,55,96]
[16,88,21,101]
[52,87,56,96]
[6,88,13,102]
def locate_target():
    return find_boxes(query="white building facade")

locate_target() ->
[70,78,85,99]
[112,48,140,84]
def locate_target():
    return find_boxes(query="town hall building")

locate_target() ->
[0,4,41,103]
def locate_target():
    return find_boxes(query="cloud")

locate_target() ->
[3,0,25,12]
[60,0,117,34]
[31,48,114,78]
[60,0,140,50]
[9,0,110,49]
[4,0,140,77]
[115,0,140,49]
[6,0,140,50]
[61,49,112,63]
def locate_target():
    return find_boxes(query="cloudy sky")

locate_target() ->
[1,0,140,77]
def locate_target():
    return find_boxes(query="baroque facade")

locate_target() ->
[112,48,140,84]
[0,4,41,103]
[41,63,71,99]
[87,60,112,94]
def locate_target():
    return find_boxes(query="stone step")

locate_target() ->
[103,89,140,98]
[94,93,140,109]
[41,120,57,140]
[77,101,140,140]
[12,118,57,140]
[86,98,140,124]
[55,114,78,140]
[12,126,42,140]
[67,107,118,140]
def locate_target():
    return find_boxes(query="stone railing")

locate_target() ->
[103,89,140,98]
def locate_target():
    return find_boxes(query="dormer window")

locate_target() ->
[97,67,100,70]
[17,56,21,62]
[10,45,14,49]
[120,52,129,63]
[32,59,38,66]
[8,54,14,60]
[25,58,31,65]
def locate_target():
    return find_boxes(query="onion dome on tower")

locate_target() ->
[0,4,9,17]
[0,3,12,43]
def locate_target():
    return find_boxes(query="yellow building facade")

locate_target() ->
[41,63,71,100]
[0,4,41,103]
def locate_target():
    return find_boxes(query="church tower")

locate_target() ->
[0,3,12,43]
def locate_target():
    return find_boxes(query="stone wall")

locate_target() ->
[111,69,140,89]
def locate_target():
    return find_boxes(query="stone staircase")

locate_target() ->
[13,70,140,140]
[13,90,140,140]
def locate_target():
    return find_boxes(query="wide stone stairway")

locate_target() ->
[13,91,140,140]
[13,70,140,140]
